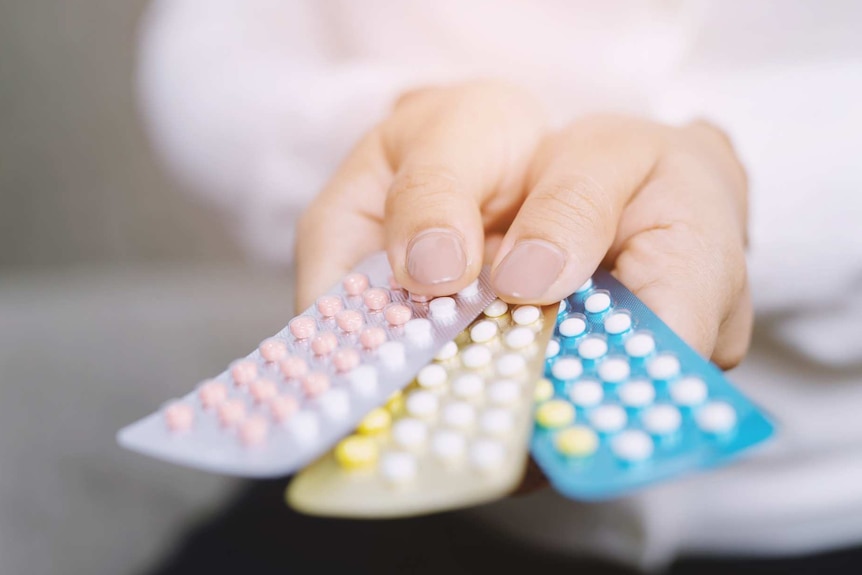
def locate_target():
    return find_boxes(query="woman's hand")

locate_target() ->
[296,81,751,368]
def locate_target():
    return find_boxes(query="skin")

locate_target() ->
[295,81,752,490]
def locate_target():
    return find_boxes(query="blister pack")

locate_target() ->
[116,252,496,477]
[287,301,557,518]
[532,269,775,500]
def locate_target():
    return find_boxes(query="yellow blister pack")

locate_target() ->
[286,300,556,518]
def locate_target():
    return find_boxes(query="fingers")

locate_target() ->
[491,116,663,304]
[294,131,391,310]
[295,82,546,309]
[383,83,545,296]
[607,131,750,361]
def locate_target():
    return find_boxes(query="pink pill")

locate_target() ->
[316,295,343,318]
[239,415,269,446]
[197,380,228,409]
[303,372,330,397]
[409,292,431,303]
[269,395,299,423]
[359,327,387,350]
[343,273,369,296]
[388,275,402,290]
[384,304,413,326]
[336,310,364,333]
[311,332,338,356]
[362,288,390,311]
[218,398,246,427]
[279,356,309,380]
[289,316,317,340]
[249,378,278,403]
[164,402,194,432]
[230,360,258,387]
[333,348,360,373]
[258,338,288,362]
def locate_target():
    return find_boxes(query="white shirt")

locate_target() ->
[138,0,862,568]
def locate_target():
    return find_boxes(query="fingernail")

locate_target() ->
[493,239,565,299]
[406,228,467,285]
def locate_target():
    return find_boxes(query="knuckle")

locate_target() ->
[386,167,459,212]
[528,174,615,240]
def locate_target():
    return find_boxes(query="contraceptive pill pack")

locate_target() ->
[533,269,775,500]
[117,251,496,477]
[287,301,557,518]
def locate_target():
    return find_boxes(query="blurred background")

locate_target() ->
[0,2,293,574]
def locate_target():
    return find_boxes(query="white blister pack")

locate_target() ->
[116,251,496,477]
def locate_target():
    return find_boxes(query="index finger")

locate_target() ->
[294,130,392,310]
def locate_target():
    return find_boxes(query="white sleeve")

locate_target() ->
[137,0,422,263]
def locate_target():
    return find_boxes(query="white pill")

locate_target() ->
[378,341,406,370]
[584,292,611,314]
[496,353,526,376]
[392,418,428,449]
[604,311,632,335]
[696,401,737,434]
[578,336,608,360]
[589,404,627,433]
[551,357,583,381]
[348,365,378,396]
[559,316,587,338]
[483,299,508,318]
[618,379,655,408]
[505,326,535,349]
[452,373,484,399]
[470,439,506,471]
[625,332,656,358]
[433,341,458,361]
[431,430,466,462]
[575,278,593,293]
[546,339,561,359]
[671,376,708,406]
[470,320,498,343]
[612,429,654,462]
[457,279,480,298]
[461,344,492,369]
[488,379,521,406]
[642,404,682,435]
[480,408,514,436]
[647,353,681,381]
[380,451,417,485]
[417,363,447,388]
[598,357,630,383]
[442,401,476,429]
[569,379,604,408]
[406,390,439,418]
[558,300,568,314]
[404,318,433,346]
[288,411,319,443]
[513,305,541,326]
[317,389,350,420]
[429,297,457,321]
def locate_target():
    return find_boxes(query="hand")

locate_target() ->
[296,81,751,369]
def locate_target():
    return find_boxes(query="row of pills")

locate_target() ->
[327,300,550,487]
[529,270,774,502]
[157,274,488,449]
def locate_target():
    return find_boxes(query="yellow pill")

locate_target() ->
[358,407,391,435]
[334,435,379,470]
[385,390,405,416]
[534,378,554,403]
[536,399,575,429]
[555,426,599,457]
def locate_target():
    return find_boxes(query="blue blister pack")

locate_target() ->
[531,269,775,500]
